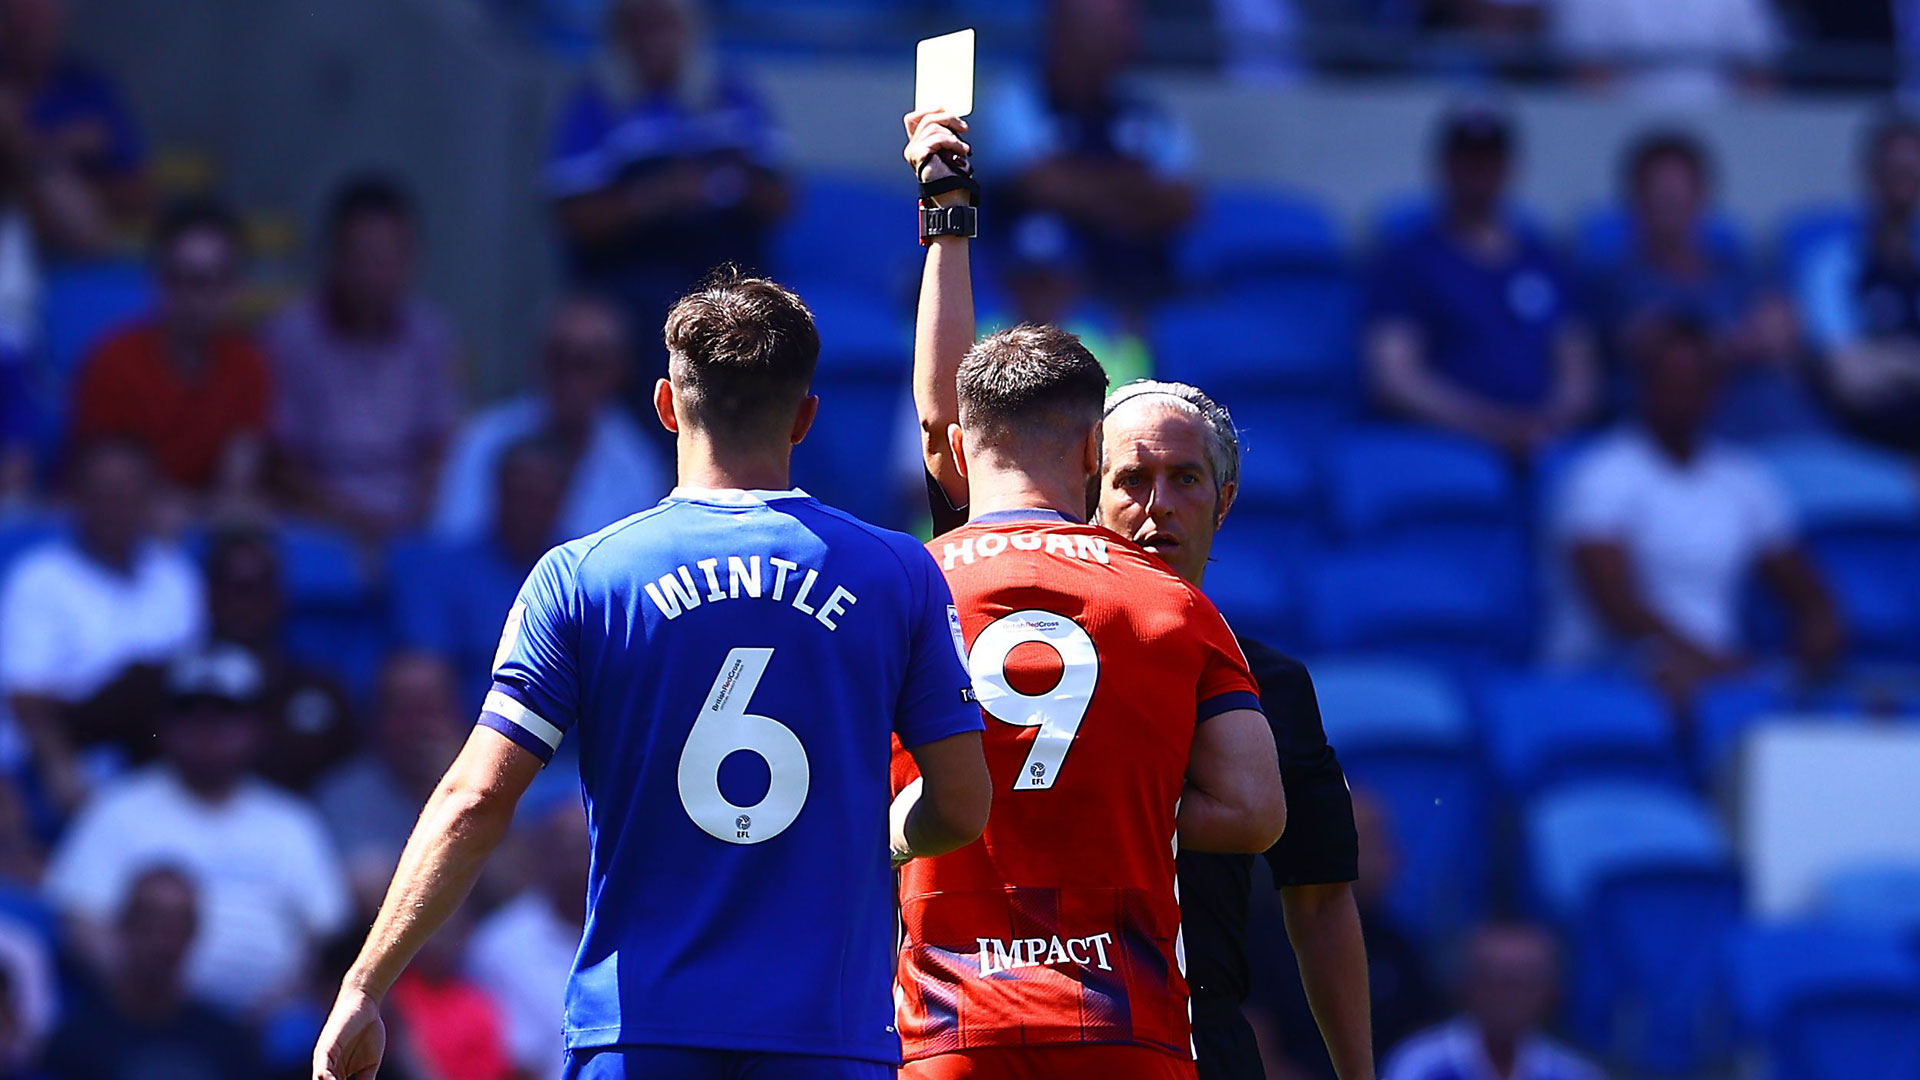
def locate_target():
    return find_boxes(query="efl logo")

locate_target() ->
[975,932,1115,976]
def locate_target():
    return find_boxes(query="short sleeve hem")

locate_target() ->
[1197,691,1262,724]
[479,683,564,763]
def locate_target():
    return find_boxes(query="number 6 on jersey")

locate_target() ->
[968,610,1099,790]
[678,648,811,844]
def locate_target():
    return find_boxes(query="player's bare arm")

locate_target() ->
[891,730,992,862]
[313,727,541,1080]
[905,108,976,509]
[1178,707,1287,854]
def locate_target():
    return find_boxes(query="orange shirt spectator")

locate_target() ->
[72,322,269,490]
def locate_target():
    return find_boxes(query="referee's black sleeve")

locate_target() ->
[1244,642,1360,888]
[926,469,968,538]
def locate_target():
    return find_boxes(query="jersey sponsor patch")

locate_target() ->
[492,601,527,674]
[947,604,969,666]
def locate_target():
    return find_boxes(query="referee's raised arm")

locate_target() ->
[904,108,979,527]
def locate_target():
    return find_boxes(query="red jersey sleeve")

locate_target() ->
[1187,589,1263,722]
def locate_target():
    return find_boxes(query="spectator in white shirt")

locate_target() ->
[1550,315,1844,707]
[43,644,350,1017]
[467,799,588,1080]
[433,293,667,545]
[0,439,203,811]
[1549,0,1778,104]
[1383,923,1604,1080]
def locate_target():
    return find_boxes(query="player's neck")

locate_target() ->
[675,436,793,493]
[965,467,1087,523]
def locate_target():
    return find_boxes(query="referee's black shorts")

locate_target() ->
[1192,996,1264,1080]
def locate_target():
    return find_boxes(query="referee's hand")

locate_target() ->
[313,986,387,1080]
[903,109,972,207]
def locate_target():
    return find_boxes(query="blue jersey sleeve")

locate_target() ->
[893,544,985,749]
[480,547,582,763]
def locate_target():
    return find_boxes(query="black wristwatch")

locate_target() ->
[920,204,978,244]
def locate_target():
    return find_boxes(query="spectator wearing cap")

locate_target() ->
[0,440,203,813]
[1587,130,1816,439]
[993,0,1197,317]
[315,653,464,914]
[266,174,461,541]
[394,437,571,705]
[71,199,271,501]
[203,529,357,793]
[0,0,148,257]
[547,0,789,390]
[1549,315,1843,709]
[1381,923,1603,1080]
[466,800,588,1080]
[43,643,350,1017]
[432,293,668,546]
[42,865,260,1080]
[1366,105,1597,459]
[1798,112,1920,456]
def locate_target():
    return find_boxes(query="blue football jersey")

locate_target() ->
[481,487,982,1064]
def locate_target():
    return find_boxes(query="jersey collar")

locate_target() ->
[668,486,812,506]
[969,507,1082,525]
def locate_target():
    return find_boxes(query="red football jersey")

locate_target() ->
[892,510,1263,1062]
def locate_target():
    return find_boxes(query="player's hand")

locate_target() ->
[313,986,387,1080]
[903,109,972,208]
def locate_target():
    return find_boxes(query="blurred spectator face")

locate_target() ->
[1637,325,1719,448]
[544,298,629,432]
[1049,0,1138,97]
[162,695,263,796]
[1441,144,1511,223]
[1007,215,1088,326]
[1632,147,1707,242]
[374,654,462,787]
[118,867,198,986]
[614,0,691,92]
[156,225,241,342]
[329,209,415,324]
[1869,126,1920,219]
[535,803,590,921]
[71,442,155,562]
[1097,397,1232,586]
[1459,925,1561,1043]
[495,443,569,562]
[206,536,285,647]
[0,0,65,79]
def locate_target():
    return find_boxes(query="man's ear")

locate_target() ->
[947,423,970,480]
[789,395,820,447]
[1080,421,1103,479]
[653,378,679,434]
[1214,479,1239,531]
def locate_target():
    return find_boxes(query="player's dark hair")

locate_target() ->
[152,197,245,262]
[957,324,1108,452]
[662,267,819,438]
[1622,129,1713,198]
[325,173,418,242]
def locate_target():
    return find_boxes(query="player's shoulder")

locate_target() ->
[797,498,940,579]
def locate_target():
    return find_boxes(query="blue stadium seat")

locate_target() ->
[1820,864,1920,938]
[1692,674,1788,782]
[41,259,151,381]
[1572,204,1748,272]
[1203,530,1295,646]
[277,521,382,701]
[791,372,910,531]
[1226,405,1318,519]
[1731,923,1920,1080]
[1150,281,1358,399]
[1529,781,1740,1074]
[802,284,912,377]
[1177,187,1343,284]
[1301,542,1526,671]
[1322,426,1514,541]
[1481,672,1679,796]
[1804,534,1920,662]
[774,175,917,302]
[1776,202,1859,279]
[1316,657,1484,941]
[1759,435,1920,537]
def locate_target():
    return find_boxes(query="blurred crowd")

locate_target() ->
[0,0,1918,1077]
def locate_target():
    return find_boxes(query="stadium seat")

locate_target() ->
[1802,534,1920,662]
[1731,923,1920,1080]
[1691,674,1789,782]
[1150,281,1358,399]
[1759,435,1920,537]
[1322,426,1514,541]
[1529,781,1740,1074]
[1176,187,1344,284]
[1481,672,1680,796]
[276,521,382,701]
[790,372,910,531]
[774,175,917,302]
[1315,657,1485,941]
[1571,204,1748,272]
[1203,530,1295,646]
[1820,863,1920,938]
[1301,542,1526,671]
[802,284,912,377]
[40,259,151,381]
[1775,202,1859,279]
[1225,404,1318,519]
